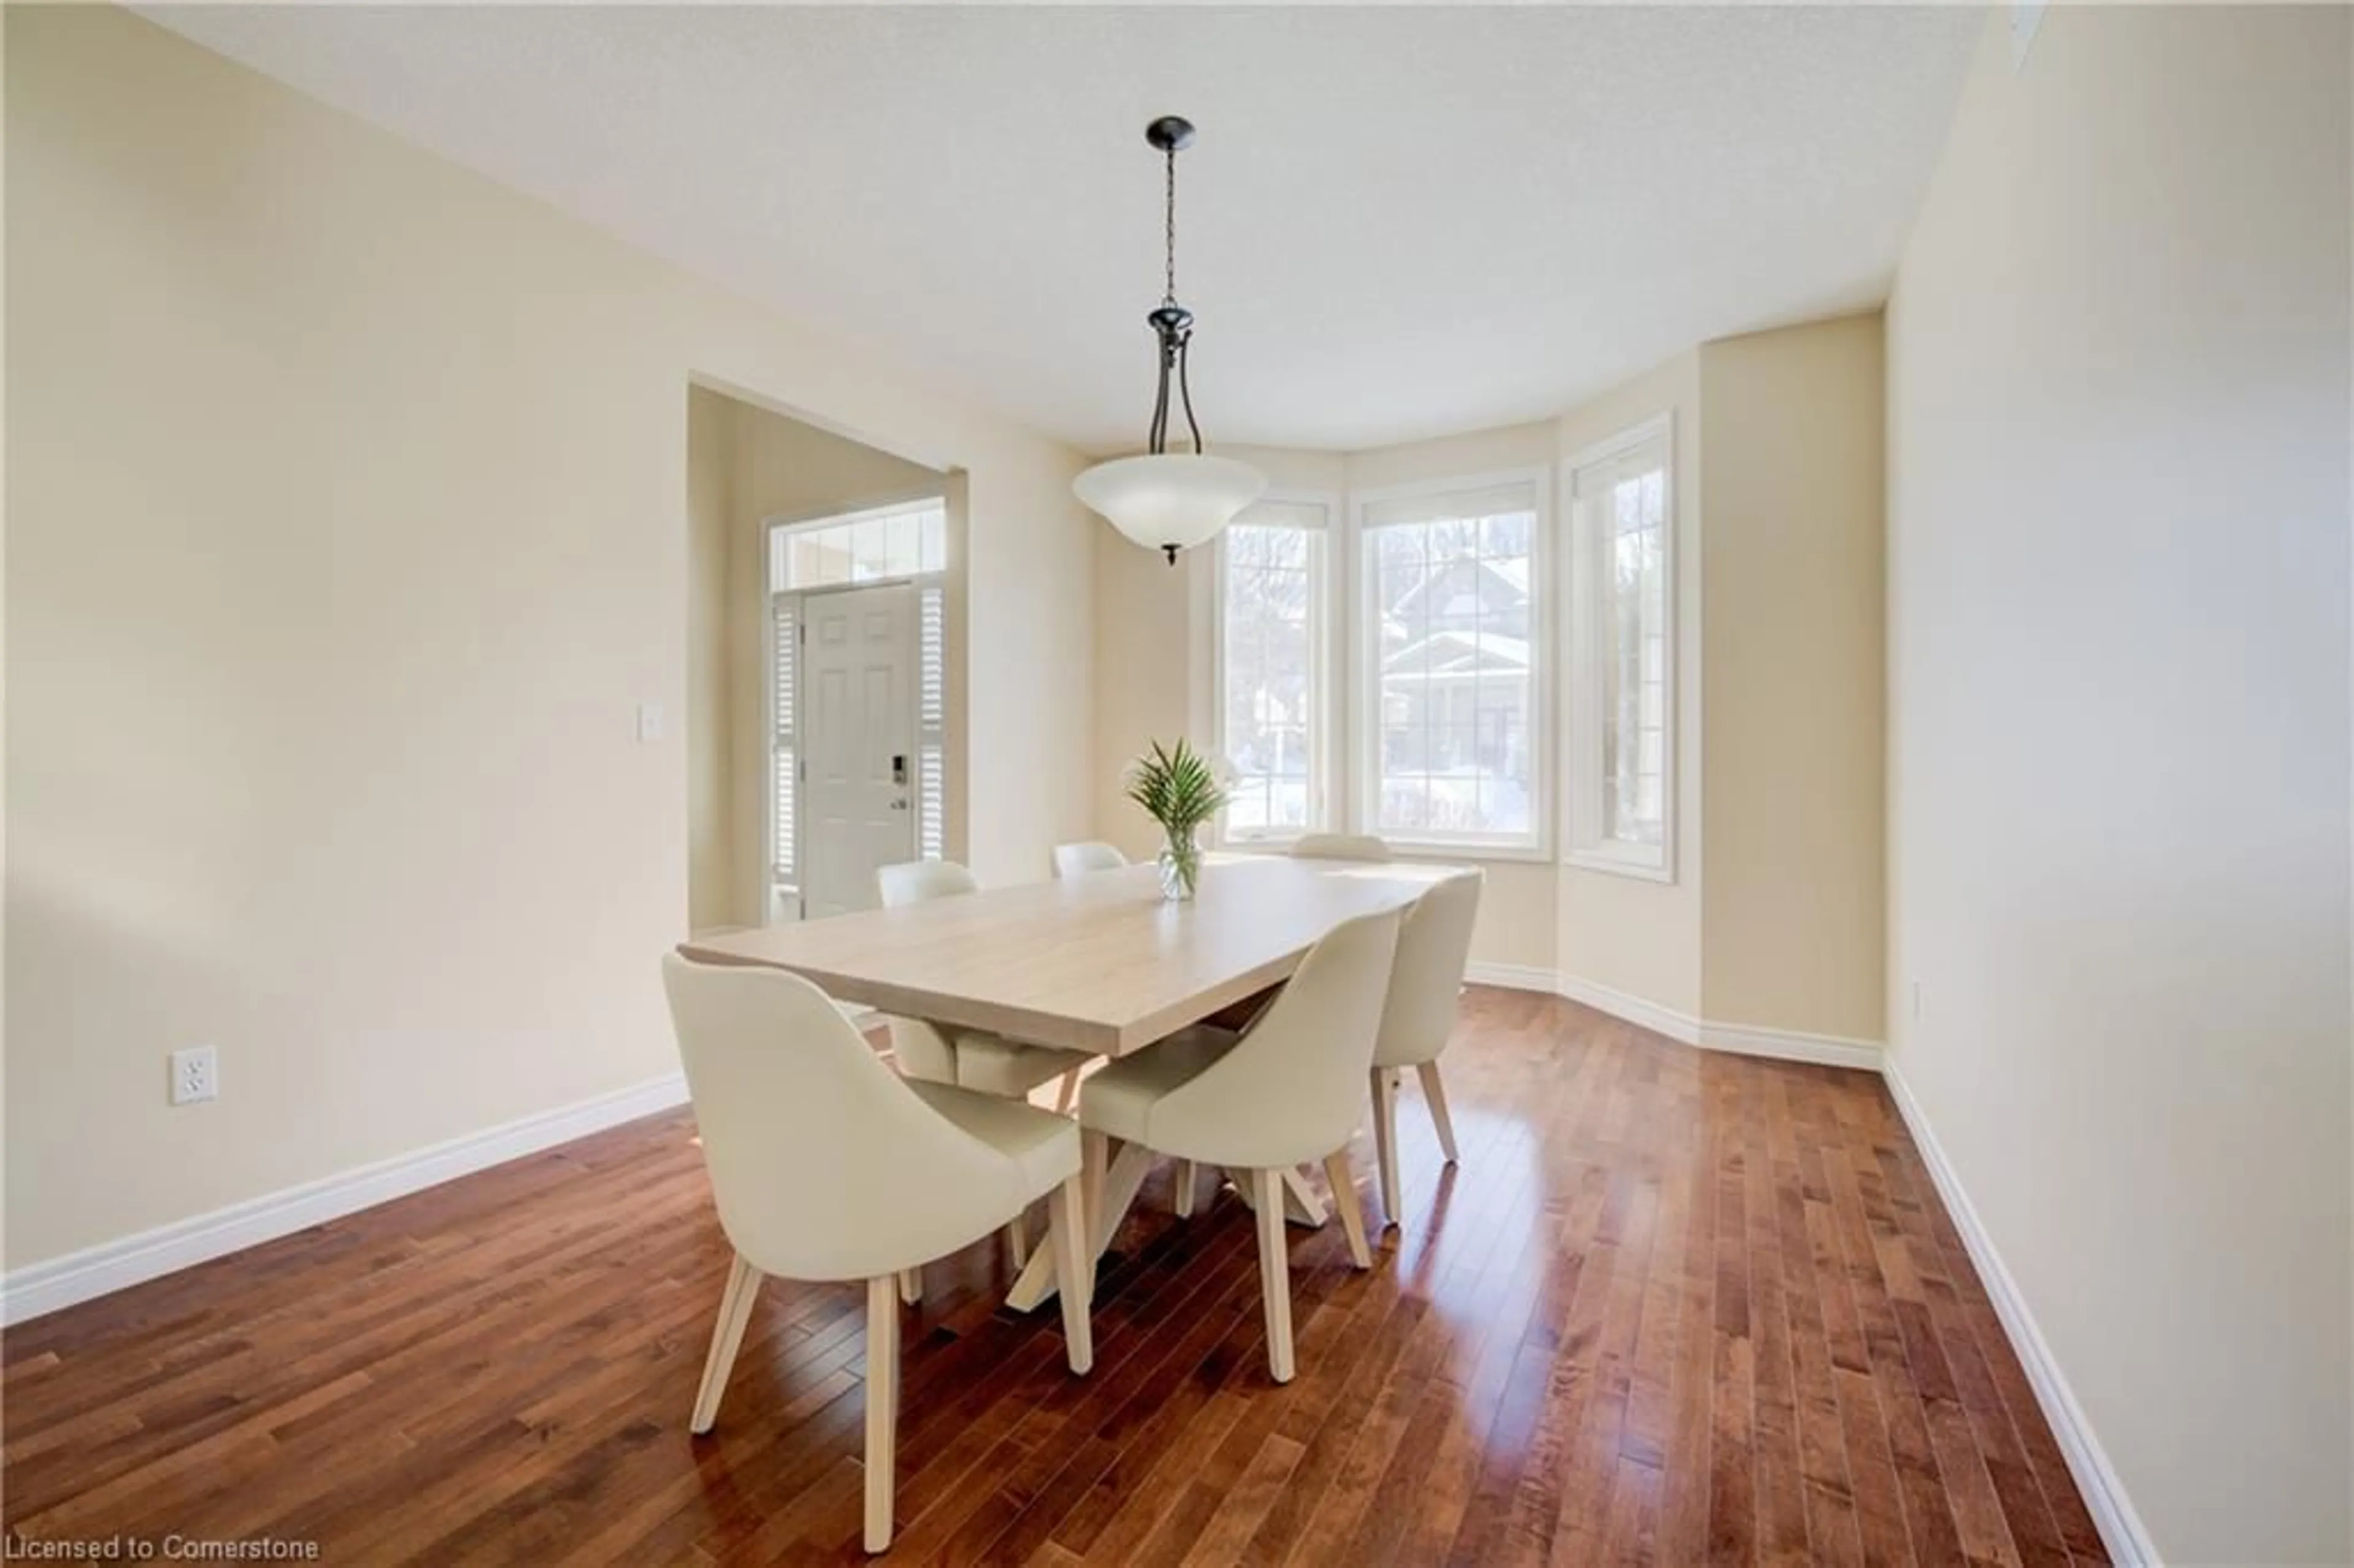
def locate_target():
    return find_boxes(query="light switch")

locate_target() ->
[636,702,666,744]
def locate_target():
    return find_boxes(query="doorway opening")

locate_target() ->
[685,384,956,935]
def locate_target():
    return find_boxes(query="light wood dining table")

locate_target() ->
[677,851,1466,1309]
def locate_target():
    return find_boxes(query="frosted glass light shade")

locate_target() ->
[1073,453,1267,560]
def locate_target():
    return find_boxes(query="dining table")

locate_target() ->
[676,850,1467,1309]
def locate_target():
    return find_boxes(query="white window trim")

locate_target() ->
[1563,412,1677,883]
[1346,465,1554,861]
[1208,490,1339,848]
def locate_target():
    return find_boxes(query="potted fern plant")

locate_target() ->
[1124,738,1228,901]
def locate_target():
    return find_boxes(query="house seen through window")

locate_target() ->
[1362,478,1541,846]
[1217,500,1327,837]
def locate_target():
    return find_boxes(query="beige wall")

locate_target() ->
[4,7,1094,1269]
[1887,7,2350,1561]
[685,388,736,932]
[1,4,13,1276]
[1091,534,1194,854]
[1697,317,1884,1041]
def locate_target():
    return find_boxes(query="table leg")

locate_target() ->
[1005,1237,1061,1312]
[1278,1166,1330,1228]
[1008,1143,1155,1312]
[1227,1164,1329,1228]
[1091,1145,1155,1258]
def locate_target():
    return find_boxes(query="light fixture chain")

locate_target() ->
[1163,142,1178,307]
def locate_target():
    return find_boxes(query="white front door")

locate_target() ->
[800,582,918,920]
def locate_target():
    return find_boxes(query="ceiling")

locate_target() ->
[142,5,1983,455]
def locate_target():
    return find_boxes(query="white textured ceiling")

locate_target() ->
[140,4,1982,454]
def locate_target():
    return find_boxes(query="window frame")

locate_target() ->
[1563,413,1677,883]
[763,490,948,594]
[1208,490,1338,848]
[1347,465,1554,861]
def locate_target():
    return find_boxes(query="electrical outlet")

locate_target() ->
[170,1045,218,1106]
[1910,981,1924,1022]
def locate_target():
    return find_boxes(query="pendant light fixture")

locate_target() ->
[1073,116,1267,565]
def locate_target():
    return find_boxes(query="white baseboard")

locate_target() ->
[1470,964,1888,1069]
[1461,960,1560,994]
[1553,972,1703,1046]
[0,1071,690,1326]
[1698,1019,1882,1072]
[1882,1062,2156,1567]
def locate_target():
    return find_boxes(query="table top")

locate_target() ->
[677,853,1465,1056]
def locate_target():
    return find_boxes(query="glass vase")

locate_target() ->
[1157,829,1203,902]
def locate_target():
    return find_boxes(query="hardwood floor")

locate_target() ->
[2,989,2105,1565]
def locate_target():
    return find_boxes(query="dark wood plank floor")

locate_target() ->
[3,989,2105,1565]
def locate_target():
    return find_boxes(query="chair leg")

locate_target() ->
[1416,1060,1460,1164]
[1322,1151,1374,1269]
[1046,1173,1095,1374]
[1249,1168,1296,1383]
[863,1276,901,1553]
[689,1252,762,1434]
[898,1268,922,1306]
[1173,1159,1199,1218]
[1371,1067,1402,1226]
[1004,1211,1030,1271]
[1053,1066,1083,1116]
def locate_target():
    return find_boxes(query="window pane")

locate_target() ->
[1218,519,1319,836]
[885,509,915,574]
[774,501,947,590]
[1599,458,1669,848]
[851,516,887,580]
[1366,481,1536,842]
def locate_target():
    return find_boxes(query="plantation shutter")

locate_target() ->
[771,594,797,886]
[917,583,947,859]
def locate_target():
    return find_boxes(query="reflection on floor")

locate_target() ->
[1,987,2105,1564]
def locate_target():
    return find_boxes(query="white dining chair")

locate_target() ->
[662,953,1093,1553]
[1368,869,1484,1225]
[1289,832,1393,862]
[1075,905,1402,1383]
[877,859,1092,1282]
[1051,840,1129,878]
[875,860,1091,1106]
